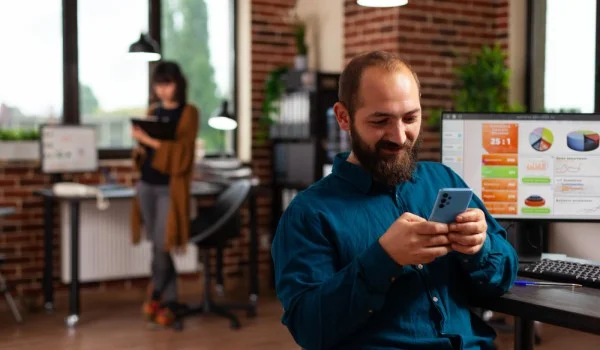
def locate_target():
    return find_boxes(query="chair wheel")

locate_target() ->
[247,309,256,318]
[230,320,241,329]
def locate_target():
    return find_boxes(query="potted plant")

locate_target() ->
[256,66,289,144]
[0,128,40,161]
[294,21,308,71]
[428,44,525,129]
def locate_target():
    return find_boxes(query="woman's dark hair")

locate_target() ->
[150,60,188,105]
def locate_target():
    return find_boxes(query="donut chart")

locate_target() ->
[567,130,599,152]
[525,195,545,207]
[529,127,554,152]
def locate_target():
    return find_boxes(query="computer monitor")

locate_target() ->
[40,124,98,174]
[441,112,600,221]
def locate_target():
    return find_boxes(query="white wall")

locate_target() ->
[236,0,251,162]
[294,0,344,73]
[549,223,600,260]
[509,0,526,108]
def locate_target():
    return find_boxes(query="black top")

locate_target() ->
[140,104,184,185]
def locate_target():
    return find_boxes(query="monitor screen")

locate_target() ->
[441,112,600,221]
[40,124,98,174]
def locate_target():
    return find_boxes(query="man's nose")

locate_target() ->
[387,121,407,145]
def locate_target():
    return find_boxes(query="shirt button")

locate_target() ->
[417,264,423,270]
[390,277,396,282]
[368,309,373,314]
[432,297,439,303]
[463,259,469,263]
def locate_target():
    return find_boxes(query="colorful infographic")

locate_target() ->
[481,123,519,215]
[443,115,600,219]
[529,127,554,152]
[566,130,599,152]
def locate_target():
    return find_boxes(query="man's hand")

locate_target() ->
[379,212,451,266]
[448,208,487,255]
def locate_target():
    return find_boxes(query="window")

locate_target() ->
[0,1,63,129]
[78,0,150,149]
[1,0,237,157]
[544,0,596,112]
[529,0,597,113]
[161,0,235,155]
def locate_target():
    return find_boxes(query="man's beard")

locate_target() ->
[349,121,422,187]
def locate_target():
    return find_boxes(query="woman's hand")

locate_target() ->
[132,126,161,149]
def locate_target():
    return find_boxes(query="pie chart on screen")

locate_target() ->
[567,130,600,152]
[529,127,554,152]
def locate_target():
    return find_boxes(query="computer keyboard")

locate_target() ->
[518,259,600,289]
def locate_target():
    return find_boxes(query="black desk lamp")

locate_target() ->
[128,33,161,61]
[208,100,237,158]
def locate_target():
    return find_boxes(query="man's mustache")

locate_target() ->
[376,140,410,151]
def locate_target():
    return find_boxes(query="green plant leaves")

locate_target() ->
[428,44,525,128]
[256,66,289,144]
[0,128,40,141]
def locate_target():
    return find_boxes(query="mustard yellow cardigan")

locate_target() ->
[130,104,199,251]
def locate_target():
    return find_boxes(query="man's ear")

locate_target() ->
[333,102,350,132]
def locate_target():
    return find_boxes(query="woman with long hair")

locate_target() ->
[130,61,199,327]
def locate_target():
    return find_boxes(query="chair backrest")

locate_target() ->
[190,179,252,245]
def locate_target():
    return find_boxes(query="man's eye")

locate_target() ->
[372,120,387,125]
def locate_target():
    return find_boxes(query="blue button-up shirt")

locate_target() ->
[271,152,519,350]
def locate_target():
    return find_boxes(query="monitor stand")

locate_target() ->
[514,220,548,263]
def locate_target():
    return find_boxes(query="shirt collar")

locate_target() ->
[331,152,420,194]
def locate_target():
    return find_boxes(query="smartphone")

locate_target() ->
[428,188,474,224]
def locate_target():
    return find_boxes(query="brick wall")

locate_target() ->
[344,0,510,161]
[0,0,298,309]
[0,157,273,308]
[0,160,142,305]
[251,0,297,170]
[250,0,297,285]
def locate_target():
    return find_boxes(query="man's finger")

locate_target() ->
[448,232,484,246]
[451,243,482,255]
[449,221,486,234]
[400,212,427,222]
[415,221,449,234]
[456,208,483,223]
[423,245,452,259]
[422,234,451,247]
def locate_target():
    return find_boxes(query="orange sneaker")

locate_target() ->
[155,306,176,327]
[142,300,160,321]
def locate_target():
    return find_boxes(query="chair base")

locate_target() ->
[176,300,255,330]
[0,273,22,323]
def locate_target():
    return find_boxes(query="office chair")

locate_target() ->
[176,179,255,330]
[0,255,23,323]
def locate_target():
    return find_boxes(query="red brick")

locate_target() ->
[19,178,48,186]
[0,179,17,187]
[0,199,20,208]
[2,189,32,197]
[1,167,32,176]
